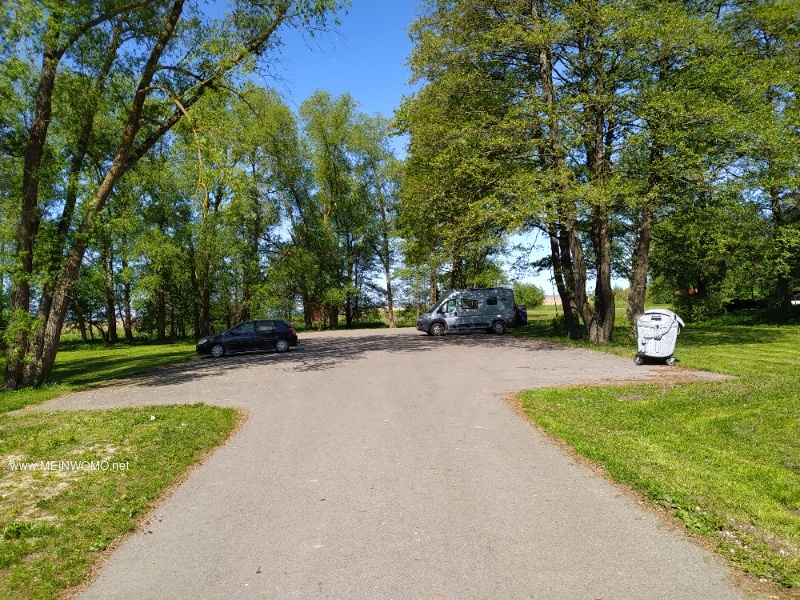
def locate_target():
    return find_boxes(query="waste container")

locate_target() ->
[634,309,684,366]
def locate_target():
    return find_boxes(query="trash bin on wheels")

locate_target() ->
[634,309,684,366]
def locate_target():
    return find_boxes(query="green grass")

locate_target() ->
[515,313,800,588]
[0,340,197,413]
[0,404,242,599]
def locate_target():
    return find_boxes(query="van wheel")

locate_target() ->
[430,322,445,336]
[492,320,506,335]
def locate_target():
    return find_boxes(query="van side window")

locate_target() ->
[461,298,478,310]
[486,297,497,305]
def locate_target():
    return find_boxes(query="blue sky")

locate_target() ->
[267,1,419,120]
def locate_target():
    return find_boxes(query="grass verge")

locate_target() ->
[0,404,242,599]
[514,313,800,590]
[0,340,197,413]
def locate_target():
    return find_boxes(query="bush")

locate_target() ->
[513,282,545,309]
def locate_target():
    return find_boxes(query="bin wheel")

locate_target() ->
[666,356,677,366]
[633,354,644,366]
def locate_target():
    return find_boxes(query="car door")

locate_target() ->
[254,320,278,350]
[226,322,255,352]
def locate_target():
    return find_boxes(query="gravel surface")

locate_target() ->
[37,328,751,599]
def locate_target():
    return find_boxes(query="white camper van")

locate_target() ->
[416,287,525,336]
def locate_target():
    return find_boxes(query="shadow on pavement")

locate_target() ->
[121,330,570,389]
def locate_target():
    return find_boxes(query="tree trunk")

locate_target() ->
[102,234,118,344]
[770,185,792,319]
[302,289,313,329]
[547,224,581,339]
[156,288,167,342]
[122,256,135,342]
[73,298,88,344]
[385,263,396,328]
[626,203,654,324]
[328,304,339,329]
[591,204,616,343]
[4,48,58,388]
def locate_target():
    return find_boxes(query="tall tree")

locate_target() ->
[2,0,344,388]
[352,115,401,327]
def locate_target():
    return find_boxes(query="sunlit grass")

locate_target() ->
[0,404,242,599]
[516,314,800,588]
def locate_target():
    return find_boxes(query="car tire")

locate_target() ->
[666,356,676,366]
[275,339,290,353]
[430,322,445,336]
[492,320,506,335]
[633,354,644,365]
[210,343,225,358]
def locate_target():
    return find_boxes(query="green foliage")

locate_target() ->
[398,0,799,340]
[512,282,545,309]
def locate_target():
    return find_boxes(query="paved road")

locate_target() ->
[41,328,750,599]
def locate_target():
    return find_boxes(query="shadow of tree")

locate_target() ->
[114,330,570,390]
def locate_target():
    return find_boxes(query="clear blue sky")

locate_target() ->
[267,1,420,120]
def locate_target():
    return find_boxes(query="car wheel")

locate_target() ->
[492,320,506,335]
[210,343,225,358]
[633,354,644,365]
[275,339,290,353]
[666,356,676,366]
[430,322,445,336]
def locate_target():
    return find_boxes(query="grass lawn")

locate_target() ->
[0,340,240,599]
[0,404,242,599]
[0,340,197,413]
[514,311,800,590]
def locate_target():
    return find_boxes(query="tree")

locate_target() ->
[2,0,344,388]
[513,282,545,310]
[725,0,800,318]
[399,0,773,340]
[351,115,401,327]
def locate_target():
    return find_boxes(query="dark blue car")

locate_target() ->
[196,320,298,357]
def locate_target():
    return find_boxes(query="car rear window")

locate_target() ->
[256,321,275,333]
[461,298,478,309]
